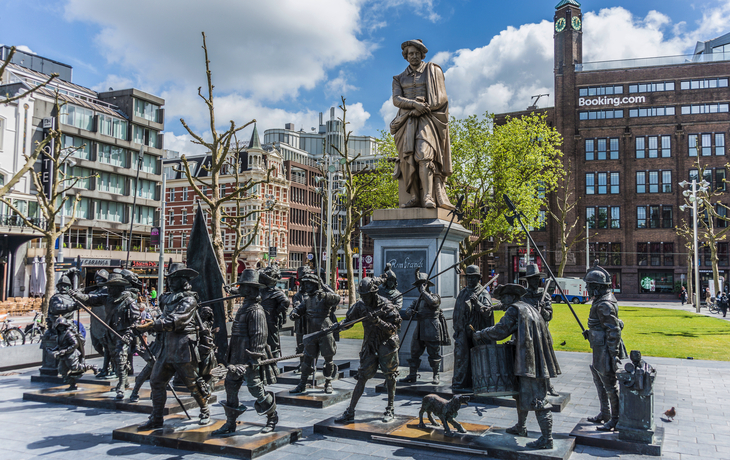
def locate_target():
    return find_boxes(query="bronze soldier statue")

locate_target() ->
[378,263,403,310]
[474,283,561,450]
[135,264,210,428]
[335,278,402,423]
[400,268,450,385]
[520,263,559,397]
[214,269,279,435]
[584,263,628,431]
[51,316,97,389]
[87,269,115,379]
[76,272,140,399]
[289,272,341,394]
[46,274,80,337]
[452,265,495,390]
[259,265,291,358]
[291,266,312,371]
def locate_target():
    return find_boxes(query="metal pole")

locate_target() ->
[126,145,144,268]
[586,220,590,271]
[692,179,701,312]
[325,161,333,286]
[158,173,166,295]
[268,204,272,267]
[359,216,363,280]
[58,162,66,271]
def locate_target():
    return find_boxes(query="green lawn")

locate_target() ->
[337,306,730,361]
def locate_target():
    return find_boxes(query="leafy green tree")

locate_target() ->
[448,112,564,263]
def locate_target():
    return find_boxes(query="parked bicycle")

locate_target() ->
[0,314,26,347]
[23,310,46,344]
[709,297,720,314]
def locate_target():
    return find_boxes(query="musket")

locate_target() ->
[401,196,465,339]
[197,294,246,307]
[468,274,500,311]
[503,194,587,337]
[210,353,304,380]
[302,312,383,343]
[69,293,192,418]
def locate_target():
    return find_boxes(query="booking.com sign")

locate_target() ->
[578,95,646,107]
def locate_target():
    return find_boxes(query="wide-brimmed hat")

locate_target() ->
[358,277,380,295]
[401,39,428,56]
[493,283,527,300]
[523,263,545,279]
[54,316,72,329]
[300,272,320,286]
[95,269,109,281]
[233,268,265,288]
[259,266,281,285]
[412,268,435,287]
[465,265,481,277]
[101,272,130,287]
[166,263,199,280]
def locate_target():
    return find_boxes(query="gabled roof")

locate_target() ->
[555,0,581,9]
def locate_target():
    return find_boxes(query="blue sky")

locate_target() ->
[2,0,728,155]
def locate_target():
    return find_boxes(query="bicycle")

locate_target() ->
[0,314,26,347]
[23,310,46,344]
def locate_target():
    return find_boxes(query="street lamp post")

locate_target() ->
[265,194,275,267]
[680,179,709,312]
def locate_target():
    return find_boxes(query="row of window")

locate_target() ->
[585,168,726,195]
[584,134,726,160]
[59,197,156,225]
[61,135,160,174]
[637,242,674,267]
[584,206,675,229]
[578,78,728,96]
[680,103,730,115]
[580,104,729,120]
[628,106,676,118]
[59,104,160,146]
[585,172,619,195]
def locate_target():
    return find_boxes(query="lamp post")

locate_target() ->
[265,194,275,267]
[680,179,710,312]
[57,157,77,272]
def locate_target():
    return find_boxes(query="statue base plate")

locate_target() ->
[275,387,353,408]
[30,373,132,386]
[314,411,575,460]
[282,359,352,373]
[570,418,663,456]
[374,382,571,413]
[275,370,344,386]
[113,415,301,459]
[23,384,215,415]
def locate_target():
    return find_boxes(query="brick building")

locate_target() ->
[495,0,730,298]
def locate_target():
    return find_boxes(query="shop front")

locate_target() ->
[638,270,674,294]
[507,245,545,284]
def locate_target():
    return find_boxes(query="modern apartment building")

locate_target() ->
[495,0,730,298]
[0,48,180,296]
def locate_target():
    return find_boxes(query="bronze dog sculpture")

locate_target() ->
[418,394,470,436]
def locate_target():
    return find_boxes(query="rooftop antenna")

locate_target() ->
[527,94,549,111]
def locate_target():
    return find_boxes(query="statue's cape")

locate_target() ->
[187,204,227,363]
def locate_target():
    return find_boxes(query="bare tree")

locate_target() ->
[0,98,94,315]
[549,160,589,276]
[0,46,58,197]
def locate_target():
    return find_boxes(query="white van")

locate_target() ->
[551,277,588,304]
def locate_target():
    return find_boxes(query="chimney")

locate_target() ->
[285,123,295,130]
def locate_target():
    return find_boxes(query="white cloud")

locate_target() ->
[342,101,370,134]
[379,97,398,132]
[376,0,441,22]
[90,74,133,93]
[163,131,208,157]
[431,51,452,67]
[325,70,358,96]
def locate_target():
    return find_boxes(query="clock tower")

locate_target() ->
[554,0,583,136]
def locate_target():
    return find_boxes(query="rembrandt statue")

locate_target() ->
[391,39,453,210]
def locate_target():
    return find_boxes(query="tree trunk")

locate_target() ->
[42,234,56,317]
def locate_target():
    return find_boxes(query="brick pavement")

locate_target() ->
[1,336,729,460]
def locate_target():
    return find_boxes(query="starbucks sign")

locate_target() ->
[640,277,656,291]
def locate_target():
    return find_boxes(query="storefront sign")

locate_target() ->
[578,95,646,107]
[150,227,160,246]
[640,276,655,292]
[41,117,55,200]
[131,260,158,268]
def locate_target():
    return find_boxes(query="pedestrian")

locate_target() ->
[719,292,728,317]
[705,287,712,308]
[680,287,688,305]
[150,287,157,308]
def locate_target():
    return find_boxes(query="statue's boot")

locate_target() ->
[526,410,553,449]
[137,416,164,431]
[335,407,355,424]
[587,367,610,424]
[255,392,277,434]
[506,409,528,436]
[597,392,620,431]
[401,193,419,208]
[547,379,559,397]
[383,375,396,422]
[323,379,333,394]
[433,175,454,210]
[212,402,247,435]
[419,163,435,208]
[431,370,440,385]
[399,363,419,383]
[289,374,309,394]
[193,391,211,426]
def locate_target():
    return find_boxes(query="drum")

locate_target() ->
[470,342,517,394]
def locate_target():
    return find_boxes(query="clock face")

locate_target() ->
[572,16,582,31]
[555,17,566,32]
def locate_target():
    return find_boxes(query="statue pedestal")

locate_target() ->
[39,335,59,376]
[363,208,471,373]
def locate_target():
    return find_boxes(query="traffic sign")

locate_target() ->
[307,253,314,260]
[269,246,277,258]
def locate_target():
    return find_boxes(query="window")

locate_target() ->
[719,242,729,266]
[69,166,91,190]
[98,144,127,167]
[587,206,620,229]
[182,187,188,201]
[586,171,619,195]
[579,109,624,120]
[585,137,619,160]
[636,171,646,193]
[169,189,175,202]
[60,104,94,131]
[689,134,698,157]
[133,125,159,148]
[136,179,156,200]
[716,133,726,156]
[628,81,675,93]
[96,200,125,223]
[648,171,659,193]
[637,205,672,228]
[680,103,730,114]
[132,152,158,174]
[579,85,623,96]
[702,134,712,156]
[637,243,648,265]
[182,210,188,225]
[168,210,174,225]
[638,136,673,159]
[635,137,644,159]
[662,171,672,193]
[716,168,727,191]
[134,205,155,225]
[62,135,91,160]
[133,99,161,123]
[98,114,127,140]
[680,78,729,90]
[628,106,676,117]
[97,172,126,195]
[0,117,4,150]
[718,204,729,228]
[62,197,90,219]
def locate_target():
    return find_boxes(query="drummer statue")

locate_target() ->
[400,268,450,385]
[391,39,453,209]
[520,263,559,397]
[378,263,403,310]
[452,265,495,391]
[474,284,561,449]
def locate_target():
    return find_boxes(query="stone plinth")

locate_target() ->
[275,387,353,408]
[570,418,663,456]
[363,208,471,373]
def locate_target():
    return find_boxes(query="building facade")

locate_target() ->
[497,0,730,298]
[0,50,179,296]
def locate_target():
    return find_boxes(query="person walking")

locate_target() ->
[680,286,688,306]
[705,287,712,309]
[149,287,157,308]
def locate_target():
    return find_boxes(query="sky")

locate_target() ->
[2,0,730,156]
